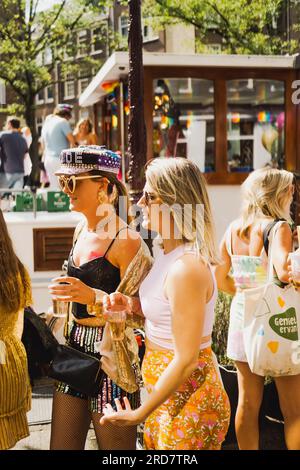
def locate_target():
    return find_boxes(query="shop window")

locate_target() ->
[227,79,285,172]
[152,78,215,172]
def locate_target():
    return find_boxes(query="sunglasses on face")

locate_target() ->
[143,190,158,206]
[58,175,102,194]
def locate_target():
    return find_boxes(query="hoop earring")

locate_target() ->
[98,191,106,205]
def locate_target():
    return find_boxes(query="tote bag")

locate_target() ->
[243,222,300,376]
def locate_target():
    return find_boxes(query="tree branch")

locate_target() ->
[35,0,68,45]
[0,71,27,101]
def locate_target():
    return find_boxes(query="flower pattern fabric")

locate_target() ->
[142,347,230,450]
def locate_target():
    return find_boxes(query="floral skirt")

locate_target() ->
[142,347,230,450]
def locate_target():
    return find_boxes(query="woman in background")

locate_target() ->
[74,118,98,146]
[215,167,300,450]
[0,209,32,449]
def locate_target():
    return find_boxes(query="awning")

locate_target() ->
[79,51,300,107]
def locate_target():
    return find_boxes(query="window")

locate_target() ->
[119,15,129,38]
[77,30,88,57]
[226,79,285,172]
[36,116,44,137]
[152,78,215,172]
[91,27,103,54]
[78,78,90,96]
[64,73,75,99]
[45,85,54,103]
[78,64,90,78]
[142,20,159,43]
[36,88,44,104]
[64,41,75,60]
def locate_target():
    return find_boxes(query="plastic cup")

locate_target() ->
[52,298,72,317]
[104,306,127,341]
[290,252,300,288]
[51,276,71,317]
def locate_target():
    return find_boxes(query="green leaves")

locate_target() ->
[144,0,295,55]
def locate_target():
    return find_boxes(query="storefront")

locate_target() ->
[80,52,300,236]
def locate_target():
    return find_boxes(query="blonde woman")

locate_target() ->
[100,157,230,450]
[74,118,98,146]
[215,167,300,450]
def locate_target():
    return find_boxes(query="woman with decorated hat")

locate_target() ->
[48,145,152,450]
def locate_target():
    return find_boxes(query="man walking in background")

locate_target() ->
[0,118,28,189]
[41,104,76,188]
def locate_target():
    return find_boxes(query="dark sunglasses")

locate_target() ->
[143,190,158,206]
[58,175,102,194]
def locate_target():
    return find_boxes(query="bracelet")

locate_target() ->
[87,289,104,316]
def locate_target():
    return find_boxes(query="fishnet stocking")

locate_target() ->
[92,412,137,450]
[50,391,91,450]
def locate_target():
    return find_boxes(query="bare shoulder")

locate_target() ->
[275,221,292,239]
[111,226,142,264]
[168,253,211,287]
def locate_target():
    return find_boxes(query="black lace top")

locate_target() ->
[67,228,125,320]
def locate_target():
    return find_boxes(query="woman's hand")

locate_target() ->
[100,398,145,427]
[103,292,132,315]
[48,276,95,305]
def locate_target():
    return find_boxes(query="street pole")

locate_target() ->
[127,0,147,205]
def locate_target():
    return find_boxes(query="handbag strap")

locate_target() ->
[263,219,286,256]
[265,220,286,282]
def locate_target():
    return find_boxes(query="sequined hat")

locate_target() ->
[55,145,121,176]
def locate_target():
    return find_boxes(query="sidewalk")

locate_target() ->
[12,378,144,450]
[12,378,98,450]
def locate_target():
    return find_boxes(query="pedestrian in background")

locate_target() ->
[0,118,28,189]
[74,118,98,146]
[41,104,76,188]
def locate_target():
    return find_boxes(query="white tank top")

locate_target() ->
[139,244,217,351]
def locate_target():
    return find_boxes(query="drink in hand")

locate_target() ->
[104,305,127,341]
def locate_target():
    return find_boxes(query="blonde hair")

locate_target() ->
[145,157,219,265]
[239,167,294,240]
[74,118,93,135]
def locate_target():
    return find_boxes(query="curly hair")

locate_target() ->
[0,210,32,314]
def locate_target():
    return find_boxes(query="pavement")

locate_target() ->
[12,378,143,451]
[11,378,285,451]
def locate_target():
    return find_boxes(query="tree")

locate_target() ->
[143,0,298,55]
[0,0,108,182]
